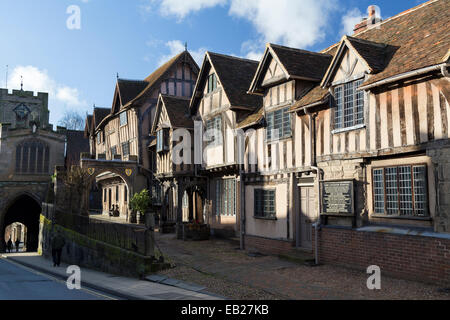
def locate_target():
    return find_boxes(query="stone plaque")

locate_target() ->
[321,180,354,215]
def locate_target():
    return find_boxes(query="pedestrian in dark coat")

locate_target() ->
[51,230,65,267]
[6,238,12,253]
[15,238,20,252]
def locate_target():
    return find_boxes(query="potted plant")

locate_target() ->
[129,189,150,224]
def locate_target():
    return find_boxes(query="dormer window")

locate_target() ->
[334,78,364,130]
[156,128,169,153]
[207,73,217,93]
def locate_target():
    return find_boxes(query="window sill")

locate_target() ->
[371,214,431,221]
[253,216,277,221]
[331,123,365,135]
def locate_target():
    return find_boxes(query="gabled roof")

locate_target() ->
[127,50,199,108]
[321,35,388,87]
[116,79,149,108]
[294,0,450,110]
[151,95,193,134]
[356,0,449,87]
[84,114,92,138]
[249,43,332,93]
[97,50,199,131]
[92,107,110,131]
[190,52,262,113]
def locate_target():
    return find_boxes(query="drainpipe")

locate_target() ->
[239,166,245,250]
[305,107,322,265]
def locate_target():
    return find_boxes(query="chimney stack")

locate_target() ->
[353,5,381,34]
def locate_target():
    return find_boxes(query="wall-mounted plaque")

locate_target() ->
[320,180,354,215]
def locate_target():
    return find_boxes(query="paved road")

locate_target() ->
[0,257,115,300]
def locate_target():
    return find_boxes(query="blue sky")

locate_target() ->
[0,0,422,127]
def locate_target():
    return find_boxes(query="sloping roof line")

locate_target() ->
[126,50,199,108]
[248,43,332,93]
[294,0,448,110]
[151,94,193,134]
[190,51,262,113]
[320,35,388,87]
[96,51,199,131]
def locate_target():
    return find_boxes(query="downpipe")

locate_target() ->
[310,165,323,266]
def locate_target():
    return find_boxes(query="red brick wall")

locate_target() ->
[245,234,295,255]
[313,227,450,286]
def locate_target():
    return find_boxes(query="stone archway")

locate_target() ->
[0,193,41,252]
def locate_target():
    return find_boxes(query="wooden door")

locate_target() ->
[300,187,316,249]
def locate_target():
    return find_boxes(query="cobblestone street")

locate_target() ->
[155,233,450,300]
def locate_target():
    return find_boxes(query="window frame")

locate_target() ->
[371,164,429,218]
[121,141,130,157]
[333,78,365,131]
[215,178,236,216]
[119,111,128,126]
[205,115,222,146]
[207,73,217,94]
[265,106,291,141]
[156,128,169,153]
[254,188,276,219]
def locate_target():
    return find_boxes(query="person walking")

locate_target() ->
[6,238,12,253]
[51,230,65,267]
[15,238,20,252]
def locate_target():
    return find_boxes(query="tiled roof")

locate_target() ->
[345,36,388,73]
[93,107,110,128]
[84,114,93,138]
[236,106,264,129]
[117,79,149,106]
[354,0,449,86]
[207,52,263,110]
[290,86,330,112]
[270,44,333,81]
[161,95,194,128]
[65,130,89,168]
[129,51,199,106]
[295,0,450,109]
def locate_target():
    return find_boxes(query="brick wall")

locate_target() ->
[245,234,295,255]
[313,226,450,286]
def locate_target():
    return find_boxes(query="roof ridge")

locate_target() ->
[207,51,259,64]
[353,0,439,37]
[118,78,149,83]
[320,0,440,54]
[270,43,332,57]
[345,35,387,47]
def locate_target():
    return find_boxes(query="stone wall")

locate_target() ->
[39,215,167,278]
[318,158,366,227]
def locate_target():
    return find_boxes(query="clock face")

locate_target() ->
[14,103,31,120]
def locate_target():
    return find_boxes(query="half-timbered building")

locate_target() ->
[83,50,199,220]
[189,52,262,238]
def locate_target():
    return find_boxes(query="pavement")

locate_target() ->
[0,257,112,300]
[1,252,222,300]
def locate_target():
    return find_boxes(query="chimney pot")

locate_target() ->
[353,5,380,34]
